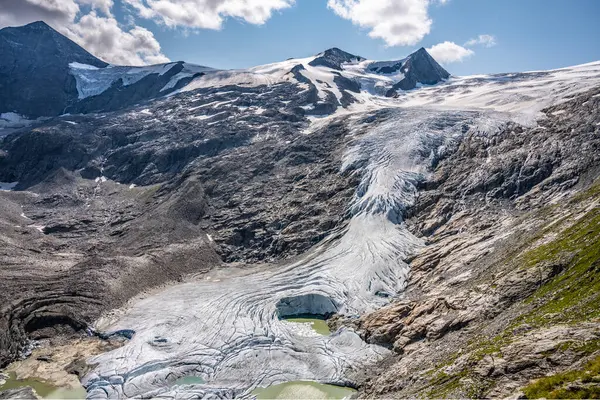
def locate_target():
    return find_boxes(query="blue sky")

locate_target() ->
[3,0,600,74]
[114,0,600,75]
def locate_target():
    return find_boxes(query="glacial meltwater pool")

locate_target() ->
[173,376,205,385]
[282,315,331,335]
[252,381,356,399]
[0,372,86,399]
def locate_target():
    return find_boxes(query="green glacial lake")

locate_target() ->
[283,315,331,335]
[253,381,356,400]
[0,372,86,399]
[174,376,205,385]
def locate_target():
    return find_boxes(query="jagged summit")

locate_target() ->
[0,21,106,67]
[0,21,450,119]
[309,47,366,70]
[365,47,450,96]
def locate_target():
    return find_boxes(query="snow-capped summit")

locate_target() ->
[0,22,213,119]
[0,22,450,120]
[308,47,366,70]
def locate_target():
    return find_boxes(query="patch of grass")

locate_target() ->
[516,205,600,326]
[523,354,600,399]
[425,372,464,399]
[553,339,600,356]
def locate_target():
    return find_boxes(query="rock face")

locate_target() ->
[374,47,450,96]
[0,22,208,119]
[0,21,107,118]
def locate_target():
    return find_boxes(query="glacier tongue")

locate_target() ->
[84,108,499,399]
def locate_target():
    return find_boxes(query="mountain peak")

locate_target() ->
[320,47,358,57]
[0,20,108,117]
[23,21,53,30]
[365,46,449,96]
[309,47,365,70]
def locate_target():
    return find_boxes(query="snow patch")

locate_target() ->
[69,62,100,70]
[70,62,212,99]
[0,182,18,191]
[0,113,36,130]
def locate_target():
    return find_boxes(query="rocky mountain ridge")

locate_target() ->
[0,22,449,122]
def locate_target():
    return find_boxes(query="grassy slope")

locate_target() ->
[423,182,600,398]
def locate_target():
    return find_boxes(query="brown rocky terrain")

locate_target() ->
[350,87,600,398]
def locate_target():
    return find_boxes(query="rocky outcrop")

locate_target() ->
[384,48,450,95]
[308,47,365,70]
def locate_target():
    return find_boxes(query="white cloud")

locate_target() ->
[427,41,474,64]
[0,0,168,65]
[77,0,115,16]
[327,0,432,47]
[0,0,79,28]
[65,12,170,65]
[465,34,496,48]
[123,0,295,30]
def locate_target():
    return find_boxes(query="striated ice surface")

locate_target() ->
[84,109,501,399]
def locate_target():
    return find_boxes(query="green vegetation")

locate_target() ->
[517,205,600,327]
[523,354,600,399]
[422,183,600,398]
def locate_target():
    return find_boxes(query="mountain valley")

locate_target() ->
[1,20,600,400]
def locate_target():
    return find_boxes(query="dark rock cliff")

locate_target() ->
[0,21,107,118]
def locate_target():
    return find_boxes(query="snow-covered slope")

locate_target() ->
[175,47,449,117]
[0,22,449,120]
[69,62,214,99]
[395,61,600,125]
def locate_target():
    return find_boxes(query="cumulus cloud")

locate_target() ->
[0,0,79,28]
[123,0,295,30]
[465,34,496,48]
[65,12,170,65]
[427,41,474,64]
[77,0,115,16]
[0,0,168,65]
[327,0,432,46]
